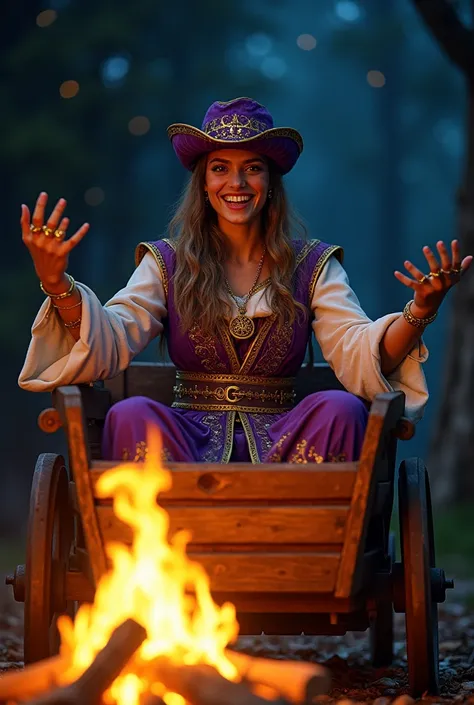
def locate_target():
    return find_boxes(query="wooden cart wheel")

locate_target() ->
[370,532,395,667]
[398,457,438,696]
[24,453,74,664]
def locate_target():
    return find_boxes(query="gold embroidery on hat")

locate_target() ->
[167,124,303,152]
[204,113,269,140]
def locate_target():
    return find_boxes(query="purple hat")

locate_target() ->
[167,97,303,175]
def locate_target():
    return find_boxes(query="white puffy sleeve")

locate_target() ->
[312,257,429,422]
[18,252,166,392]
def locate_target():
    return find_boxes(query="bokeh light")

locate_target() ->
[101,55,130,86]
[297,34,317,51]
[367,70,386,88]
[246,33,272,57]
[84,187,105,206]
[128,116,151,136]
[260,57,287,80]
[36,10,58,27]
[59,80,80,98]
[335,1,361,22]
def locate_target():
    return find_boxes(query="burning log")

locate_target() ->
[135,649,330,705]
[145,661,291,705]
[224,649,331,704]
[0,656,66,702]
[0,618,146,704]
[0,637,330,705]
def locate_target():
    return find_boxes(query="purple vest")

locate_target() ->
[135,238,343,461]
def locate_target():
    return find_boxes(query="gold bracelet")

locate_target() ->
[53,296,82,311]
[40,274,75,300]
[63,316,82,328]
[403,300,438,329]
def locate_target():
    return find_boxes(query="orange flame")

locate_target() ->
[57,426,240,705]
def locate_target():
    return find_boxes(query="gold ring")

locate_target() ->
[441,269,451,275]
[42,225,55,237]
[54,229,65,239]
[418,275,429,284]
[29,224,43,234]
[451,267,462,275]
[428,270,441,278]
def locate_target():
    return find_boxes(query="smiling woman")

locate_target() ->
[169,145,305,340]
[18,97,472,465]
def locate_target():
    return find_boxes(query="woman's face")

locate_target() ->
[204,149,271,227]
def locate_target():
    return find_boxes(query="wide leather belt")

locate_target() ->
[172,371,296,413]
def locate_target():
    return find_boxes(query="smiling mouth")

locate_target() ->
[221,195,254,211]
[222,195,254,204]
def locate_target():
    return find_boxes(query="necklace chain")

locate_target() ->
[224,246,267,313]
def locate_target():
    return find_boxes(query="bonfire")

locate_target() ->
[0,427,330,705]
[57,427,240,705]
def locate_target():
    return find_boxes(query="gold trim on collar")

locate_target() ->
[239,314,276,375]
[135,241,169,299]
[295,239,321,268]
[309,245,344,304]
[218,322,242,374]
[161,237,176,251]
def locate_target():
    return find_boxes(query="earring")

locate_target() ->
[204,191,209,203]
[268,188,273,200]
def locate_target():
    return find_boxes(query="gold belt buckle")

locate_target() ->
[224,385,240,403]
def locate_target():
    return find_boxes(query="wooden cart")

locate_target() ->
[6,362,453,696]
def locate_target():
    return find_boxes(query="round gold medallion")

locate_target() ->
[229,314,255,340]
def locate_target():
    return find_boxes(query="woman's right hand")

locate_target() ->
[21,192,90,287]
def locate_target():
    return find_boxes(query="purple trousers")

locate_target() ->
[102,391,368,463]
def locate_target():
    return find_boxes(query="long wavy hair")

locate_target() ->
[168,155,308,337]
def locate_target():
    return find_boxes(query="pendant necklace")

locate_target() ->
[224,246,267,340]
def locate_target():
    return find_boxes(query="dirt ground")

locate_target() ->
[1,580,474,704]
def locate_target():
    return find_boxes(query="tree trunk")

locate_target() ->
[408,0,474,503]
[429,81,474,504]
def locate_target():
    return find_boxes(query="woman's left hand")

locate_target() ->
[394,239,473,317]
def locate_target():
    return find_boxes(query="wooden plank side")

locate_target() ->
[90,463,358,501]
[53,386,108,586]
[192,553,339,592]
[66,554,340,599]
[335,392,404,599]
[96,505,348,545]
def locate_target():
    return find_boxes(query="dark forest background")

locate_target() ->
[2,0,474,578]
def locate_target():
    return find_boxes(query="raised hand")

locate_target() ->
[21,192,89,287]
[394,240,473,316]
